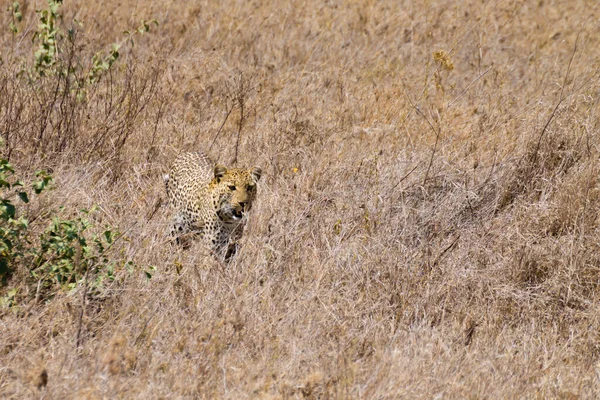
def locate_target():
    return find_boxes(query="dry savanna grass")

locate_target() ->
[2,0,600,398]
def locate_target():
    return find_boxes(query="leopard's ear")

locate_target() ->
[214,165,227,182]
[250,166,262,182]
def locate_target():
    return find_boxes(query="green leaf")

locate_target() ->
[0,201,16,219]
[0,259,9,278]
[103,230,114,244]
[17,191,29,203]
[33,182,44,194]
[125,261,135,273]
[145,265,157,280]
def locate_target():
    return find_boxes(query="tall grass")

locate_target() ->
[2,0,600,398]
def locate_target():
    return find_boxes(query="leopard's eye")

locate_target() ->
[247,184,255,191]
[228,185,236,191]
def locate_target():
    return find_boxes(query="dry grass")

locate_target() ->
[2,0,600,398]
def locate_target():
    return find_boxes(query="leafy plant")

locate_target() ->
[0,157,53,286]
[8,2,22,35]
[2,0,161,159]
[31,207,120,296]
[0,158,52,283]
[87,19,158,86]
[30,0,157,85]
[0,156,137,303]
[87,44,120,85]
[32,0,62,75]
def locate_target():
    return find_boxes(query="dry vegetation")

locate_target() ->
[2,0,600,398]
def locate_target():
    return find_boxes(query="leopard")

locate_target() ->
[164,151,262,259]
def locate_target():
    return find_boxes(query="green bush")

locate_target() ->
[0,158,36,282]
[31,207,119,296]
[0,157,126,303]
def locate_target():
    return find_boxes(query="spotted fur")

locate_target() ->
[164,151,262,259]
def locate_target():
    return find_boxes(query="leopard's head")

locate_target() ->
[210,164,262,223]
